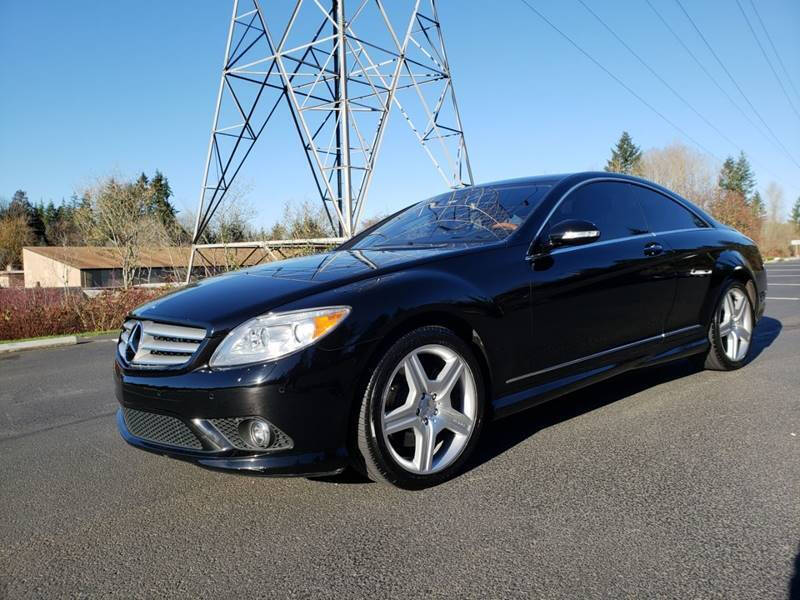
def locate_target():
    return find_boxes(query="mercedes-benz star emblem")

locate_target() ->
[125,322,143,363]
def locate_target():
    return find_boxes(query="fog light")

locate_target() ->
[240,418,271,449]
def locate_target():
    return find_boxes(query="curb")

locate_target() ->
[0,335,79,354]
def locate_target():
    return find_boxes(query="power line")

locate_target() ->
[576,2,742,161]
[644,0,783,161]
[748,0,800,107]
[734,0,800,123]
[516,0,722,164]
[673,0,800,170]
[576,0,793,190]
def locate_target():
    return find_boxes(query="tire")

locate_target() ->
[354,326,486,489]
[702,281,755,371]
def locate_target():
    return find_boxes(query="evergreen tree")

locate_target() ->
[751,191,765,219]
[718,152,756,202]
[791,196,800,232]
[148,170,176,230]
[8,190,46,243]
[605,131,642,175]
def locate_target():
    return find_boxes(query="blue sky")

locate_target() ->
[1,0,798,228]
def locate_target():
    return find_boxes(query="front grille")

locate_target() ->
[209,418,294,451]
[119,320,206,368]
[123,408,203,450]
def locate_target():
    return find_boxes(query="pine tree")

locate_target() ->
[751,191,765,219]
[734,152,756,200]
[148,170,176,230]
[605,131,642,175]
[791,196,800,232]
[718,152,756,202]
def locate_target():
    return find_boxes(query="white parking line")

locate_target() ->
[767,275,800,278]
[769,283,800,286]
[766,297,800,300]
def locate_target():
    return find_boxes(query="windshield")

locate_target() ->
[352,185,551,249]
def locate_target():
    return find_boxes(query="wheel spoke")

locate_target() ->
[727,331,739,360]
[736,326,751,344]
[404,353,430,396]
[413,422,436,472]
[384,404,418,435]
[719,321,733,337]
[437,406,472,436]
[733,296,747,322]
[434,357,464,400]
[380,343,479,476]
[723,294,734,325]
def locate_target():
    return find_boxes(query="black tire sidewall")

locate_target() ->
[360,326,485,489]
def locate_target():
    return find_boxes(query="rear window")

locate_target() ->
[631,185,708,231]
[352,185,551,248]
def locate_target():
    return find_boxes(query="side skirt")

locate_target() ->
[491,335,709,421]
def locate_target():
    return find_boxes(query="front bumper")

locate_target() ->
[114,342,367,477]
[117,410,347,476]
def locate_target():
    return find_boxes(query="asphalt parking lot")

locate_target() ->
[1,261,799,599]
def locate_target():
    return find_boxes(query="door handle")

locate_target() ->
[644,242,664,256]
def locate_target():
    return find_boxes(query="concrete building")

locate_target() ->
[21,247,267,288]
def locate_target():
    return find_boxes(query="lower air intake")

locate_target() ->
[123,408,203,450]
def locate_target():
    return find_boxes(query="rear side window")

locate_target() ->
[631,185,707,231]
[548,181,648,242]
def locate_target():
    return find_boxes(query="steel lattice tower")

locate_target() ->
[187,0,473,280]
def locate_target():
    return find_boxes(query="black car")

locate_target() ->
[115,172,766,489]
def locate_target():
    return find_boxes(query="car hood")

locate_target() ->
[131,247,453,333]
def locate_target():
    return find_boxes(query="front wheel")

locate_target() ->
[355,326,485,489]
[702,281,754,371]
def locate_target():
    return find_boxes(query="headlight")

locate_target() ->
[209,306,350,368]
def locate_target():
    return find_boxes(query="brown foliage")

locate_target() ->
[709,190,763,242]
[0,215,34,269]
[0,287,168,341]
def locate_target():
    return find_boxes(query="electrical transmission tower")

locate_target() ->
[187,0,473,280]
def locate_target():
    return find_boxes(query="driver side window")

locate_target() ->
[549,181,648,243]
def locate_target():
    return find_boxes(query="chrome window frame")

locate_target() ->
[526,177,712,259]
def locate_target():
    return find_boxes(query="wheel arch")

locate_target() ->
[702,249,759,327]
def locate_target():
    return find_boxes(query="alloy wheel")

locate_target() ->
[718,287,753,362]
[379,344,478,475]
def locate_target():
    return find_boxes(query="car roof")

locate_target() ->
[475,171,656,189]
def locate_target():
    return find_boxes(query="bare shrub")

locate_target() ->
[0,287,169,341]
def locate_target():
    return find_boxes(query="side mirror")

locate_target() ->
[547,219,600,249]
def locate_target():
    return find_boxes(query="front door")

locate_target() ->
[525,180,676,382]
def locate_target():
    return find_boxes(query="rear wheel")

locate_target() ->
[702,281,754,370]
[355,326,485,489]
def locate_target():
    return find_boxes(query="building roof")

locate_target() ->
[22,246,272,270]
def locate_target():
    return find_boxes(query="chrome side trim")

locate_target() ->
[547,232,655,256]
[505,325,703,384]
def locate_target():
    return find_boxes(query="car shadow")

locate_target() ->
[465,315,782,475]
[791,542,800,600]
[314,317,782,486]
